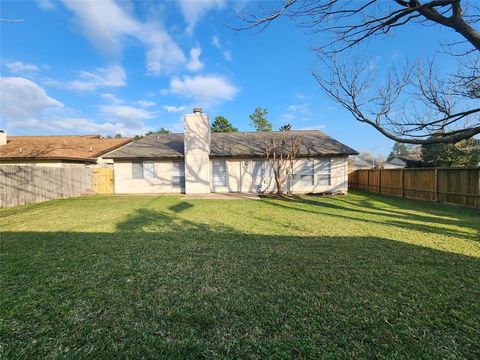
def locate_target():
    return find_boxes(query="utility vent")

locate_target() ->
[19,146,23,153]
[89,147,93,151]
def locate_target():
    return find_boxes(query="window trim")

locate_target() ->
[212,160,227,187]
[132,161,144,179]
[171,161,185,188]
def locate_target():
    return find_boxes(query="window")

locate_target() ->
[132,161,144,179]
[172,162,185,188]
[212,160,227,186]
[252,160,271,179]
[132,161,154,179]
[316,159,331,186]
[300,159,314,186]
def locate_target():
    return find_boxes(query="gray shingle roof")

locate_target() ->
[105,130,357,159]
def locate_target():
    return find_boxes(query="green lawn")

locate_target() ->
[1,191,479,359]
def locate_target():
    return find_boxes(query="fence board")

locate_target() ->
[0,165,93,208]
[349,167,480,208]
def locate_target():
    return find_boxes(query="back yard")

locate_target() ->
[1,191,479,359]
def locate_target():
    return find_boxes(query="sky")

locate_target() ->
[0,0,464,156]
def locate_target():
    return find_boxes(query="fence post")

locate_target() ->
[378,169,382,194]
[367,170,370,192]
[400,169,404,198]
[434,168,439,203]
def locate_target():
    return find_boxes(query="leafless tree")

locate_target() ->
[264,133,302,195]
[239,0,480,144]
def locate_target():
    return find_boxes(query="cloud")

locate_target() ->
[37,0,56,10]
[136,100,156,108]
[5,61,39,73]
[99,105,153,123]
[162,105,186,113]
[212,36,221,49]
[223,51,232,61]
[0,77,63,122]
[186,47,204,71]
[101,93,124,104]
[169,75,238,105]
[62,0,185,75]
[177,0,225,33]
[282,103,312,121]
[68,65,126,91]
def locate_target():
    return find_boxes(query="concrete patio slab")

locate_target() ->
[181,193,260,200]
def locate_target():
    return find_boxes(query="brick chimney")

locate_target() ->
[183,108,211,194]
[0,130,6,146]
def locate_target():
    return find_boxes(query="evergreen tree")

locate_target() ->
[249,107,272,131]
[421,138,480,167]
[279,124,292,131]
[387,142,409,161]
[211,116,238,133]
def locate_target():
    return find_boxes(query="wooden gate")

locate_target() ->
[92,167,114,194]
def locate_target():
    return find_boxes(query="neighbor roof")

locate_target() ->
[0,135,132,162]
[106,130,357,160]
[389,155,423,167]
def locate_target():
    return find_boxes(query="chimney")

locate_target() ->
[183,107,211,194]
[0,130,6,146]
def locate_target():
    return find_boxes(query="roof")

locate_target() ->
[106,130,358,159]
[388,155,423,167]
[0,135,132,162]
[351,158,372,167]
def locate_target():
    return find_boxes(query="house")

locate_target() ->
[0,131,131,167]
[349,157,374,172]
[384,155,423,169]
[106,108,357,194]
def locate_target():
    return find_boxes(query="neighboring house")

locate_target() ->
[349,157,373,172]
[106,108,357,194]
[384,155,423,169]
[0,131,131,167]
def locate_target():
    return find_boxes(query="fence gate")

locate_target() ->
[92,167,114,194]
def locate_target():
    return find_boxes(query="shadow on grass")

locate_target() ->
[2,208,480,359]
[260,193,480,241]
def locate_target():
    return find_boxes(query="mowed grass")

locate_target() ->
[1,191,479,359]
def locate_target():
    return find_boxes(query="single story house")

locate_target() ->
[384,155,423,169]
[0,131,131,167]
[349,157,373,172]
[106,108,357,194]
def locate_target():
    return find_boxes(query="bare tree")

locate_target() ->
[264,133,302,195]
[239,0,480,144]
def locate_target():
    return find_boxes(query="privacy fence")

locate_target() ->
[349,168,480,208]
[0,165,96,208]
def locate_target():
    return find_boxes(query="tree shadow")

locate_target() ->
[260,195,480,241]
[2,215,479,358]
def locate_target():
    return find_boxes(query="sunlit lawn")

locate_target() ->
[1,191,479,359]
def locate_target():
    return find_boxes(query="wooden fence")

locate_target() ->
[0,165,93,208]
[349,168,480,208]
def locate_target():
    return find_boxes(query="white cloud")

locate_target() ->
[0,77,63,122]
[63,0,185,75]
[186,47,204,71]
[162,105,186,113]
[283,103,312,121]
[212,36,221,49]
[69,65,126,91]
[37,0,56,10]
[101,93,124,104]
[177,0,225,33]
[169,74,238,105]
[136,100,156,108]
[223,51,232,61]
[298,124,326,131]
[99,105,153,123]
[5,61,39,73]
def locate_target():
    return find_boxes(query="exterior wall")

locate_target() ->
[0,159,93,167]
[210,156,349,194]
[384,158,407,169]
[113,160,182,194]
[184,113,211,194]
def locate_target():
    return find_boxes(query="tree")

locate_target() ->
[264,133,302,195]
[249,107,272,131]
[387,142,410,161]
[421,138,480,167]
[279,123,292,131]
[134,128,170,140]
[211,116,238,133]
[239,0,480,144]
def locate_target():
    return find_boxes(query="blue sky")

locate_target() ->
[0,0,463,156]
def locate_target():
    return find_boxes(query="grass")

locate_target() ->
[1,191,479,359]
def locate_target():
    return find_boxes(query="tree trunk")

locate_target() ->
[275,178,283,195]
